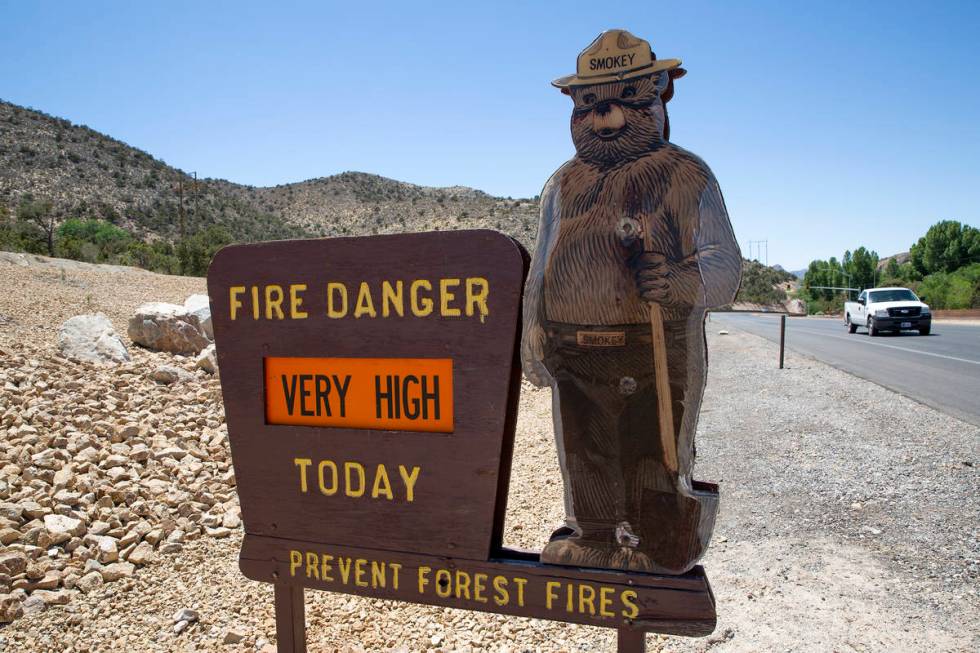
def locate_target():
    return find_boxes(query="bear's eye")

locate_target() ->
[621,86,637,99]
[582,93,597,105]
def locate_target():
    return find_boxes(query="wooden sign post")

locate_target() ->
[208,230,716,652]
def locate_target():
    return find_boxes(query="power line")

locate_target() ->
[747,239,768,267]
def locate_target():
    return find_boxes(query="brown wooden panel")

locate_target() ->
[241,534,716,636]
[208,231,528,561]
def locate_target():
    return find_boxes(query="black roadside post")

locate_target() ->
[779,315,786,369]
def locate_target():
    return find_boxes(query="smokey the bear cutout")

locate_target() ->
[522,29,741,575]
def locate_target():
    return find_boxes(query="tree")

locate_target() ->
[842,246,879,290]
[909,220,980,276]
[176,225,233,276]
[884,257,901,279]
[16,196,57,255]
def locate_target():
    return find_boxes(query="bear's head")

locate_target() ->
[564,70,681,166]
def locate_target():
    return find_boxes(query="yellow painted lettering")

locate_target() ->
[513,577,527,607]
[382,280,404,317]
[370,561,386,589]
[371,464,393,500]
[229,286,245,320]
[599,586,615,617]
[337,557,353,584]
[290,284,308,319]
[454,569,471,600]
[440,278,461,317]
[345,462,366,498]
[410,280,433,316]
[353,282,377,318]
[251,286,260,319]
[327,282,348,318]
[418,566,431,594]
[354,559,368,587]
[305,552,319,579]
[492,576,509,606]
[565,583,574,613]
[294,458,312,493]
[398,465,421,502]
[578,584,596,615]
[435,569,452,598]
[465,277,490,323]
[621,590,639,619]
[317,460,338,496]
[473,573,488,604]
[545,581,560,610]
[265,285,285,320]
[390,563,402,590]
[321,554,334,582]
[289,550,302,577]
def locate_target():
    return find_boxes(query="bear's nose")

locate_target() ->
[592,103,626,137]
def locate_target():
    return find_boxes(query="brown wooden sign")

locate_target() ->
[209,231,716,651]
[209,230,526,561]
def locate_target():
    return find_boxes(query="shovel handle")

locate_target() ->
[649,302,678,475]
[640,225,678,476]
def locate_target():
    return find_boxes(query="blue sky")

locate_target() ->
[1,1,977,269]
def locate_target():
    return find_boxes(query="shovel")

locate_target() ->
[636,228,716,573]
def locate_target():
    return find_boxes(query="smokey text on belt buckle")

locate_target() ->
[576,330,627,347]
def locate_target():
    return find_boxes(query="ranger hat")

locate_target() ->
[552,29,682,88]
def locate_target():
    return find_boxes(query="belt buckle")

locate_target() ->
[576,330,626,347]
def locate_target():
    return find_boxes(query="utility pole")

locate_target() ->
[176,179,185,241]
[192,171,198,225]
[747,240,768,266]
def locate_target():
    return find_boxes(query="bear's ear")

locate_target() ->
[560,87,572,96]
[661,68,685,105]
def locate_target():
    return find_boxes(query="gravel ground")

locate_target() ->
[0,254,977,652]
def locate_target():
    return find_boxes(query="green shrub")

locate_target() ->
[176,225,233,276]
[736,259,793,305]
[914,264,980,309]
[54,218,132,263]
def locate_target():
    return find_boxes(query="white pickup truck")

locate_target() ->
[844,287,932,336]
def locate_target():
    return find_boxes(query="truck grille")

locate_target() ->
[887,306,921,317]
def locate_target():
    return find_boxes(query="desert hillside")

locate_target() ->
[0,100,538,246]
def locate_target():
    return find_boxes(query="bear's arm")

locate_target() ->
[693,175,742,308]
[520,168,563,384]
[657,172,741,309]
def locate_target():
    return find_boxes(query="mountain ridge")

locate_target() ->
[0,99,539,246]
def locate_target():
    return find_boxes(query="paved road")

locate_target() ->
[711,312,980,426]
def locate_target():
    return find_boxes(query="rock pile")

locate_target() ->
[0,340,236,623]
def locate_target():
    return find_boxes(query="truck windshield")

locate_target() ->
[869,289,918,303]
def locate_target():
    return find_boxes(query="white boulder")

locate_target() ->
[57,314,130,365]
[128,303,210,355]
[195,344,218,374]
[183,294,213,339]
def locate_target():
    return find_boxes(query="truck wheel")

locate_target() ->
[846,314,857,334]
[868,317,879,337]
[919,325,931,335]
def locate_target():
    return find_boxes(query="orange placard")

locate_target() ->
[264,357,453,433]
